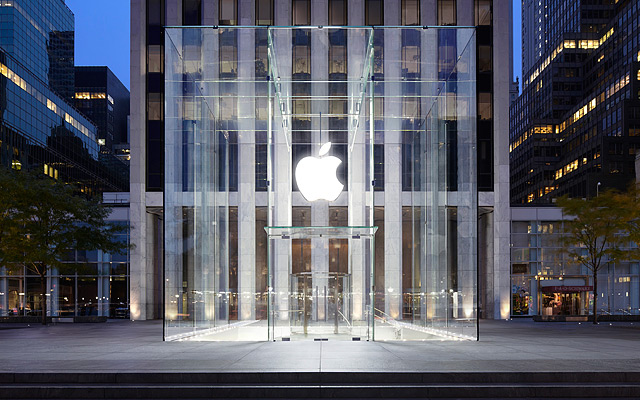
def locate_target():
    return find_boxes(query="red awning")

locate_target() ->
[541,286,593,294]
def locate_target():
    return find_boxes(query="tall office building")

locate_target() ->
[130,0,511,340]
[0,0,127,192]
[75,66,131,160]
[511,0,639,204]
[0,0,130,320]
[520,0,613,79]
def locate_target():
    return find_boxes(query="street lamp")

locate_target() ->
[597,182,601,197]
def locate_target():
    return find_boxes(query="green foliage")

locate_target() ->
[556,190,627,275]
[557,189,632,323]
[0,167,130,324]
[614,184,640,261]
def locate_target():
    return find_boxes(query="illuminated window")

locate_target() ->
[47,99,57,113]
[401,0,420,26]
[437,0,456,26]
[148,45,163,73]
[292,0,310,25]
[365,0,383,26]
[329,0,346,25]
[219,0,236,25]
[256,0,273,26]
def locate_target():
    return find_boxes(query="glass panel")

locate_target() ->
[402,0,420,26]
[438,0,457,26]
[292,0,310,26]
[256,0,273,26]
[148,45,163,73]
[219,0,237,25]
[329,0,347,26]
[165,28,230,340]
[365,0,383,26]
[164,26,476,341]
[183,0,201,25]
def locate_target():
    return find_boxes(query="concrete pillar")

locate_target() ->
[383,0,403,320]
[310,7,329,321]
[492,0,512,320]
[130,0,150,321]
[237,10,257,319]
[271,4,292,336]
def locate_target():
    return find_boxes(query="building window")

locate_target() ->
[147,45,163,73]
[148,93,163,121]
[365,0,383,26]
[293,0,310,26]
[219,0,237,26]
[256,0,273,26]
[183,0,201,25]
[147,0,164,26]
[329,0,347,25]
[437,0,456,26]
[329,45,346,75]
[401,0,420,26]
[475,0,492,26]
[478,92,492,121]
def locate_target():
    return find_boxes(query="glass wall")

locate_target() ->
[164,26,477,341]
[0,216,130,319]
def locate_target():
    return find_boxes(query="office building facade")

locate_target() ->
[75,66,131,160]
[130,0,511,340]
[510,207,640,319]
[511,0,640,204]
[0,0,130,319]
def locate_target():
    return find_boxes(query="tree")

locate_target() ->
[0,168,23,266]
[557,191,627,324]
[615,184,640,262]
[0,168,129,325]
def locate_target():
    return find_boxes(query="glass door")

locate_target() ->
[289,271,352,339]
[266,226,377,341]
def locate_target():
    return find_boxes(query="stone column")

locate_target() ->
[238,5,257,320]
[492,0,512,319]
[130,0,149,321]
[310,2,329,321]
[383,0,403,320]
[272,3,293,336]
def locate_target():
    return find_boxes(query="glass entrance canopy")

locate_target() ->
[164,26,477,341]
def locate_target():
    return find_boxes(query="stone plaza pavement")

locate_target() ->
[0,318,639,374]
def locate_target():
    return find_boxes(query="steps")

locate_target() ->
[1,372,639,398]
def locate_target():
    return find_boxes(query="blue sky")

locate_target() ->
[513,0,522,83]
[65,1,523,91]
[66,0,130,90]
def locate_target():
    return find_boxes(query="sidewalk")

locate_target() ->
[0,318,638,373]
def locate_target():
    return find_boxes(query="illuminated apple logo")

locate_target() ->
[295,142,344,202]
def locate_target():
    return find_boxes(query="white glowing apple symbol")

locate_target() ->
[295,142,344,202]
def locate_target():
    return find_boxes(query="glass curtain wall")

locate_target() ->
[371,27,477,340]
[164,26,476,341]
